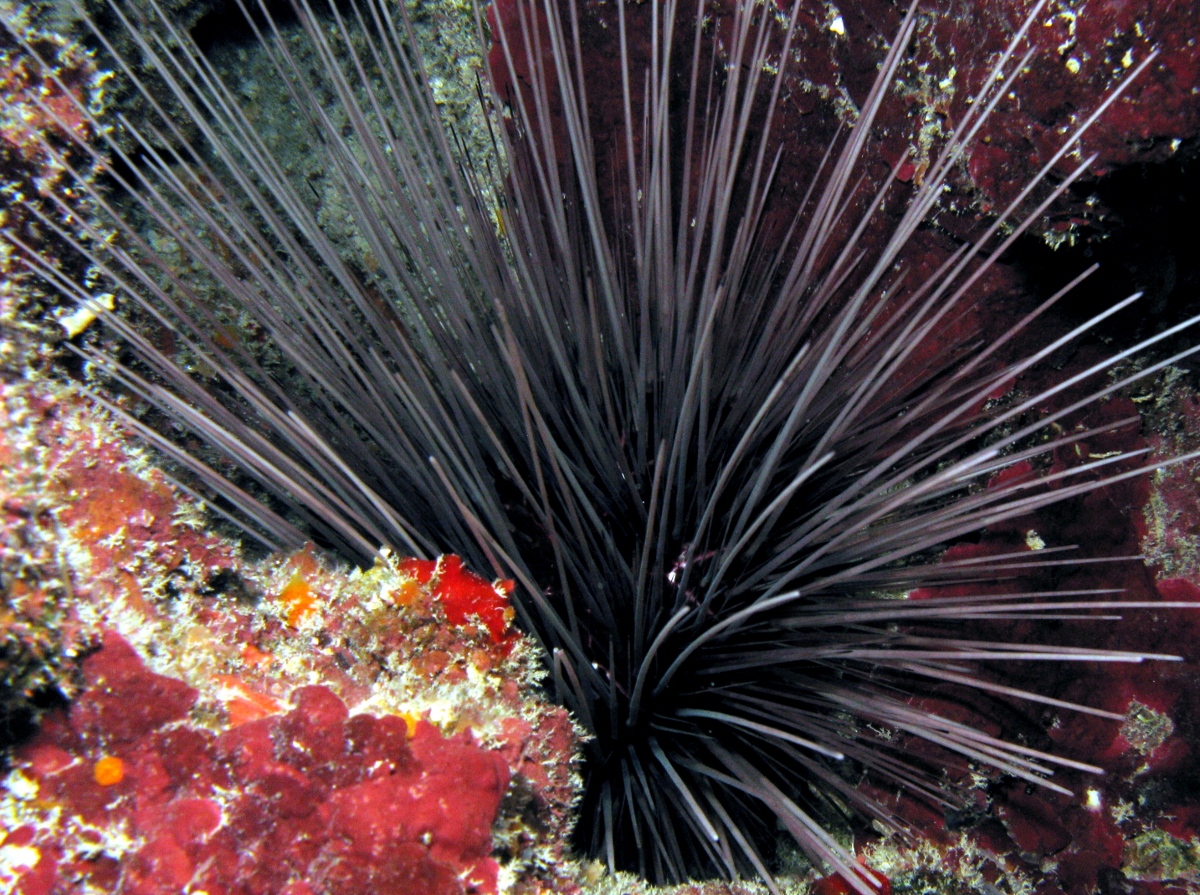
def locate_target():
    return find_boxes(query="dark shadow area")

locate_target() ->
[1011,147,1200,366]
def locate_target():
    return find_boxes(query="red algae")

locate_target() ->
[490,0,1200,260]
[401,555,517,646]
[0,375,580,893]
[5,633,513,894]
[849,365,1200,895]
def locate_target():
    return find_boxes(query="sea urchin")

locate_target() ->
[10,0,1200,890]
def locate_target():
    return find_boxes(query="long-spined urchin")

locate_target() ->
[9,0,1200,890]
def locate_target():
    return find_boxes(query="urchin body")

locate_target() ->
[11,0,1200,891]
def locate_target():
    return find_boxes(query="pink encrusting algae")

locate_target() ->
[0,372,581,895]
[11,635,508,894]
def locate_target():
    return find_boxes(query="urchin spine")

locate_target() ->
[10,0,1200,890]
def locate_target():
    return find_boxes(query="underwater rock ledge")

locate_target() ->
[0,370,581,895]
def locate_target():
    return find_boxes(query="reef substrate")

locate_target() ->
[0,370,580,895]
